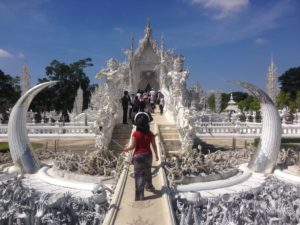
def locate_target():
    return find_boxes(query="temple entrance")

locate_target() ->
[138,71,159,91]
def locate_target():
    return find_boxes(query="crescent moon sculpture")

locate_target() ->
[232,81,282,173]
[8,81,59,174]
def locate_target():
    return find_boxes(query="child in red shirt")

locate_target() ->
[123,112,159,201]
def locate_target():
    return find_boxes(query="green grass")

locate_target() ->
[0,142,43,153]
[253,138,300,148]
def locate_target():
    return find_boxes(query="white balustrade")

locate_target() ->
[0,121,299,138]
[0,123,93,137]
[196,121,300,137]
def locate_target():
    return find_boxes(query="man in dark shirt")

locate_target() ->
[121,91,131,124]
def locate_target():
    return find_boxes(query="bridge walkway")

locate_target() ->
[112,110,176,225]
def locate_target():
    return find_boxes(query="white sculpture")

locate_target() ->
[73,85,83,115]
[167,55,189,107]
[214,91,222,114]
[233,81,282,173]
[8,81,58,173]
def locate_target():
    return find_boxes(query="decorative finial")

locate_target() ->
[160,33,164,61]
[21,64,31,96]
[130,32,134,55]
[144,17,152,38]
[270,54,274,67]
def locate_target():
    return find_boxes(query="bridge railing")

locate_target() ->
[195,122,300,137]
[1,121,300,137]
[0,123,94,136]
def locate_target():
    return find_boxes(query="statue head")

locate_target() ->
[92,183,108,205]
[107,58,119,71]
[173,55,184,72]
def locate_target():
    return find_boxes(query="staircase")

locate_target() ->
[158,124,181,155]
[109,124,133,151]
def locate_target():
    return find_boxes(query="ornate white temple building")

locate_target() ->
[97,20,188,93]
[95,20,191,122]
[92,19,196,151]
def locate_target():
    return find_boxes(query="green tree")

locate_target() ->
[232,92,248,102]
[296,91,300,110]
[278,67,300,98]
[276,91,291,109]
[221,93,230,112]
[207,94,215,112]
[31,58,94,121]
[0,70,21,121]
[238,95,260,111]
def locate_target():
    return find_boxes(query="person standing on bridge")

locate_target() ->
[121,91,131,124]
[123,112,159,201]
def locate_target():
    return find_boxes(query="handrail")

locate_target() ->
[155,123,177,225]
[102,126,134,225]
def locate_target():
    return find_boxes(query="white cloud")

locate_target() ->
[17,52,25,58]
[0,49,26,58]
[255,38,267,45]
[190,0,249,19]
[113,27,124,33]
[169,0,292,47]
[0,49,13,58]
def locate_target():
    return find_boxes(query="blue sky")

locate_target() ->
[0,0,299,92]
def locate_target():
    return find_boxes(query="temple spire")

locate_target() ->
[160,33,164,62]
[130,33,134,54]
[266,56,278,103]
[144,17,152,38]
[21,64,31,96]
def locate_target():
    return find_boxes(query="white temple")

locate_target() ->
[266,57,279,103]
[95,19,191,123]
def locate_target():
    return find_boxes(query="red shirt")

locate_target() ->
[132,130,154,156]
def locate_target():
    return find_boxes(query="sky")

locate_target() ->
[0,0,299,92]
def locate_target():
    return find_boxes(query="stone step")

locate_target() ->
[113,125,133,133]
[114,123,133,128]
[110,138,130,146]
[161,133,180,139]
[159,127,177,132]
[163,140,182,152]
[112,133,132,139]
[160,129,179,134]
[112,129,133,135]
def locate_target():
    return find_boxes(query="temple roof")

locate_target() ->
[225,93,239,112]
[134,19,159,58]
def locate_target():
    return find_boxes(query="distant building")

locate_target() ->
[266,57,279,103]
[225,93,239,113]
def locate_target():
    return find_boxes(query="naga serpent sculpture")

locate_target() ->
[8,81,59,174]
[232,81,282,173]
